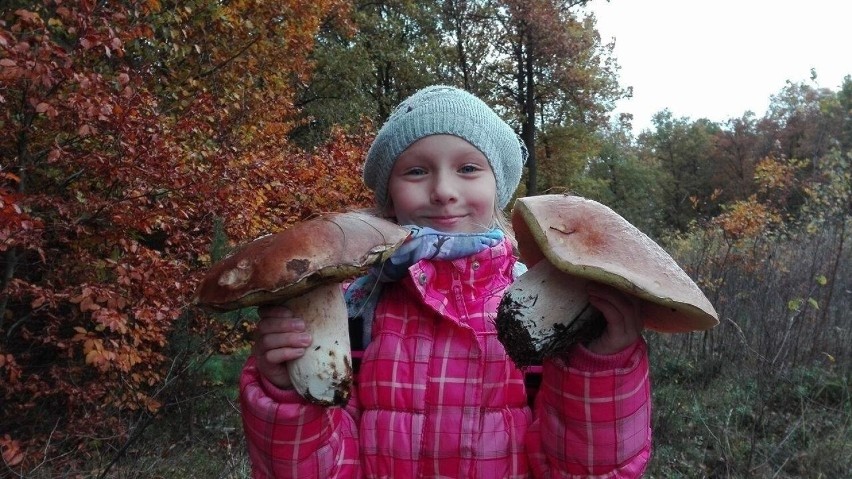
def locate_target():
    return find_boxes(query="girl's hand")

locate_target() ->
[252,305,313,389]
[585,283,644,355]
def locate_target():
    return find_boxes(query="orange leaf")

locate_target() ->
[85,349,101,365]
[31,296,46,308]
[79,295,100,312]
[1,435,24,467]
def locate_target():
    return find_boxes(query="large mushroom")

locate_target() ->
[497,194,718,366]
[195,212,410,406]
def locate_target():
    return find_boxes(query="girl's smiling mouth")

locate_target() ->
[426,215,466,228]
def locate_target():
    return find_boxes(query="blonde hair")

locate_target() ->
[492,204,517,250]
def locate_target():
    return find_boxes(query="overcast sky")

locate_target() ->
[588,0,852,132]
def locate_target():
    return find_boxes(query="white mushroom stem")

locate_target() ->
[505,260,590,351]
[498,260,609,366]
[284,283,352,406]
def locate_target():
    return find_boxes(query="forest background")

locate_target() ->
[1,0,849,477]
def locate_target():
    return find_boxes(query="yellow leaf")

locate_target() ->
[85,349,101,365]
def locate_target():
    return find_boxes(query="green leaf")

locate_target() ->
[808,298,819,310]
[815,275,827,286]
[787,298,802,311]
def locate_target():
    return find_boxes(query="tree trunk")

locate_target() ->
[521,31,537,196]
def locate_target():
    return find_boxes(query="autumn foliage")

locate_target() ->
[2,0,849,475]
[1,0,371,470]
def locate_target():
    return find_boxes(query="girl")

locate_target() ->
[240,85,651,478]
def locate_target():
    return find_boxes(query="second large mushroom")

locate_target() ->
[497,194,719,367]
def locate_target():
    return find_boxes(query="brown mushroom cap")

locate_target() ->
[512,194,718,333]
[195,212,410,311]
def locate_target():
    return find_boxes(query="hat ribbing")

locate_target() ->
[364,85,525,209]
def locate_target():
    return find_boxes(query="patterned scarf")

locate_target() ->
[344,226,509,346]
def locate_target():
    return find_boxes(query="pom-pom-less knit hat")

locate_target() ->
[364,85,526,209]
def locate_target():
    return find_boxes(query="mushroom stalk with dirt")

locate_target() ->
[195,212,409,406]
[496,194,719,367]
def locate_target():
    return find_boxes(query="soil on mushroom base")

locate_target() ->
[496,295,607,368]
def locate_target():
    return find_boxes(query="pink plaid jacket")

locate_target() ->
[240,240,651,478]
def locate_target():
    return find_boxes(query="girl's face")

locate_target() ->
[387,134,497,233]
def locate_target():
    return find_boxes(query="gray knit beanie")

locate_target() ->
[364,85,526,209]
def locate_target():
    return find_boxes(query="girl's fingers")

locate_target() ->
[253,308,313,364]
[255,330,312,356]
[586,282,644,355]
[256,306,307,336]
[258,304,297,321]
[253,308,312,389]
[588,294,624,331]
[588,284,642,326]
[256,343,308,364]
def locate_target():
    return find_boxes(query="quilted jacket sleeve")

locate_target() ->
[239,356,362,479]
[526,339,652,478]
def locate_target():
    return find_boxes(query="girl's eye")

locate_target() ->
[459,164,483,174]
[403,167,427,176]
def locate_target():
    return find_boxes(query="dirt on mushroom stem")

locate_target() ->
[304,355,354,407]
[496,295,607,368]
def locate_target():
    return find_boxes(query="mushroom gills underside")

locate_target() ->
[496,260,606,367]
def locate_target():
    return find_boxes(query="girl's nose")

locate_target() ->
[430,175,458,204]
